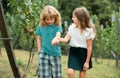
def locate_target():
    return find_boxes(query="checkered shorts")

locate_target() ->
[38,52,62,78]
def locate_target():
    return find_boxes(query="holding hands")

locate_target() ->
[52,37,60,45]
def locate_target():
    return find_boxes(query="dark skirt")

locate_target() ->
[68,47,92,71]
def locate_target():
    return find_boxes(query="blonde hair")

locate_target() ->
[40,5,61,26]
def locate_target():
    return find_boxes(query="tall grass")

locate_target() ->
[0,48,120,78]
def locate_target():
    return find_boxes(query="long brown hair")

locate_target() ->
[73,6,96,37]
[73,6,91,30]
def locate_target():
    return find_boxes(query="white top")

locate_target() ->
[68,23,95,48]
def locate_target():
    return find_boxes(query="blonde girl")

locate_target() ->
[36,5,62,78]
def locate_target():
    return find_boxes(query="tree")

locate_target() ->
[5,0,59,50]
[109,12,120,67]
[58,0,119,27]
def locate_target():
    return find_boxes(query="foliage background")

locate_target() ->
[0,0,120,77]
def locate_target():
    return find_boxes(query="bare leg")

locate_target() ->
[68,68,74,78]
[79,70,86,78]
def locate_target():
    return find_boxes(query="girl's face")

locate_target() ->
[72,14,80,26]
[45,17,55,25]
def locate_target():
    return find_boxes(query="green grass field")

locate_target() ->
[0,48,120,78]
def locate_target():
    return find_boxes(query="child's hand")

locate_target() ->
[83,62,89,70]
[52,37,60,45]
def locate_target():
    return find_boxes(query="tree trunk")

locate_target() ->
[13,33,21,49]
[0,46,1,55]
[115,52,119,68]
[93,40,98,62]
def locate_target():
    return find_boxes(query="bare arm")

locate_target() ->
[56,32,61,38]
[36,35,41,52]
[59,34,71,43]
[52,32,61,45]
[52,33,70,45]
[83,39,92,70]
[86,39,92,63]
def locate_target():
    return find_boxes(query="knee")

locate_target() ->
[68,69,74,76]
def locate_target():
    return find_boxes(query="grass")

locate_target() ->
[0,48,120,78]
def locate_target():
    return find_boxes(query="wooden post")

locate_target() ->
[0,2,21,78]
[0,45,1,55]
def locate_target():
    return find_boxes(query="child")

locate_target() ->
[35,5,62,78]
[52,6,95,78]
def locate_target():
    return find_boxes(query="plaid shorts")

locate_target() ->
[38,52,62,78]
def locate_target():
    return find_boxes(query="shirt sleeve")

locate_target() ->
[35,25,41,36]
[86,28,95,40]
[58,25,62,33]
[68,23,75,35]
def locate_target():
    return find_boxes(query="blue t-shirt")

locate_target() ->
[35,24,62,56]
